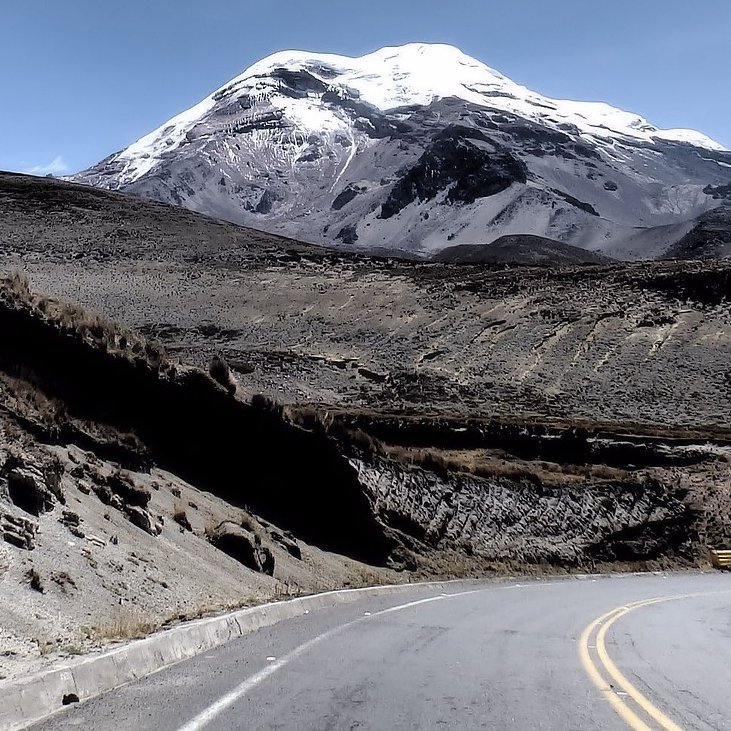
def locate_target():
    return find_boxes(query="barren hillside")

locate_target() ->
[2,174,731,680]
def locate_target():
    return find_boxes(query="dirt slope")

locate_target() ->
[433,235,613,265]
[0,274,394,680]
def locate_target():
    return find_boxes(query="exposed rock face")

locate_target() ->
[105,472,151,509]
[379,128,527,218]
[662,205,731,259]
[125,505,158,536]
[269,530,302,560]
[1,510,38,550]
[353,459,697,566]
[0,450,58,550]
[1,456,64,517]
[207,521,275,575]
[60,510,84,539]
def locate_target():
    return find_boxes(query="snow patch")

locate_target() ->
[107,43,726,186]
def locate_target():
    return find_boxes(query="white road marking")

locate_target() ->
[176,590,480,731]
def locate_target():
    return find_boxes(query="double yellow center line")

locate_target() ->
[579,594,693,731]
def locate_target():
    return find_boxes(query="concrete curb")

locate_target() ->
[0,581,464,730]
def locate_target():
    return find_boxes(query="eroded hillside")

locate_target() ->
[3,174,730,429]
[0,273,397,680]
[3,175,731,679]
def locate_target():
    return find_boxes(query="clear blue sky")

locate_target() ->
[2,0,730,175]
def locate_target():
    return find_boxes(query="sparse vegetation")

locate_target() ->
[35,636,56,656]
[5,271,30,297]
[380,445,629,486]
[273,580,303,600]
[1,271,172,376]
[240,512,258,533]
[203,518,220,539]
[90,610,157,642]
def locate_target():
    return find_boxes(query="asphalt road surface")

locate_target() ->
[31,573,731,731]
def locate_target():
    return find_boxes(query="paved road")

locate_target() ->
[31,573,731,731]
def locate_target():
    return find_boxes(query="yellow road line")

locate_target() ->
[595,599,684,731]
[579,593,708,731]
[579,604,654,731]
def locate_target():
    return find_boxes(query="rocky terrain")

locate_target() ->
[5,172,730,428]
[0,270,401,680]
[74,43,731,259]
[2,173,731,681]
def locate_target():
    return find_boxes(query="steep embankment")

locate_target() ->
[0,274,391,562]
[0,274,405,681]
[289,408,731,573]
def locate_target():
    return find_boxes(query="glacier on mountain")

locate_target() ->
[75,43,731,258]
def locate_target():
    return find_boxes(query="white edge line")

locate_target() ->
[176,590,481,731]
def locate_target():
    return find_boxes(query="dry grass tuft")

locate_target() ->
[2,271,31,297]
[1,270,172,374]
[203,518,221,539]
[381,445,628,486]
[172,503,192,531]
[239,512,258,533]
[35,636,57,656]
[90,610,157,642]
[273,580,303,600]
[209,354,237,396]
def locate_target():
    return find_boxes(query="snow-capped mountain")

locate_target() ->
[74,43,731,258]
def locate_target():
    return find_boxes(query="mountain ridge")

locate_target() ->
[74,43,731,258]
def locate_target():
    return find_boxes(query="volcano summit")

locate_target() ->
[75,43,731,259]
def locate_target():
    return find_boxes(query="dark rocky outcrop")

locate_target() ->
[639,264,731,305]
[208,521,275,575]
[703,183,731,200]
[105,471,151,509]
[254,189,279,214]
[662,205,731,260]
[336,224,358,244]
[550,189,599,217]
[1,509,38,550]
[380,127,527,219]
[271,68,329,97]
[270,530,301,560]
[1,455,64,517]
[126,505,158,536]
[332,184,362,211]
[61,510,84,539]
[434,235,612,266]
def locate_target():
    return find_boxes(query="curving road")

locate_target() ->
[31,573,731,731]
